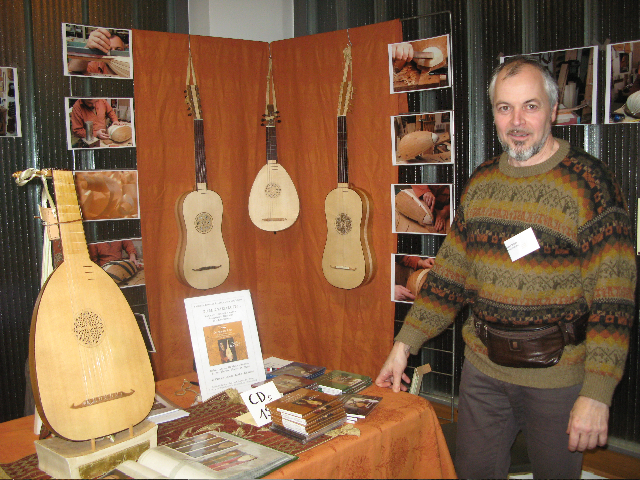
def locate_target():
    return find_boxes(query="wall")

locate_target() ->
[189,0,294,41]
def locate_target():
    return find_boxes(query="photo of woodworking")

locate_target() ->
[392,112,453,165]
[389,34,450,93]
[392,183,452,236]
[605,40,640,124]
[87,237,145,288]
[65,97,135,150]
[502,47,598,125]
[63,23,133,79]
[392,254,436,304]
[0,67,21,137]
[73,170,140,221]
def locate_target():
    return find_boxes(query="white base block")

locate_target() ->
[35,420,157,479]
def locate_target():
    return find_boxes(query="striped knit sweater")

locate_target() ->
[395,139,636,406]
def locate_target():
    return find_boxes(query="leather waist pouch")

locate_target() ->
[474,313,589,368]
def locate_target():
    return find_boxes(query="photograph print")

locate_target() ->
[392,111,453,165]
[65,97,135,150]
[74,170,139,221]
[63,23,133,79]
[392,183,452,235]
[0,67,21,137]
[391,254,435,304]
[502,46,598,125]
[389,34,451,94]
[605,40,640,124]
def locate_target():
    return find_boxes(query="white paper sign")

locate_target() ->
[184,290,266,401]
[240,382,282,427]
[504,227,540,262]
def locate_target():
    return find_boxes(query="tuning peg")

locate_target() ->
[277,119,281,123]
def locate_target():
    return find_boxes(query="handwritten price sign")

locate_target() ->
[240,382,282,427]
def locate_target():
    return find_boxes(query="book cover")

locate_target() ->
[268,361,326,379]
[341,393,382,418]
[267,388,340,418]
[251,374,317,395]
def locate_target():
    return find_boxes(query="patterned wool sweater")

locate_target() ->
[395,140,636,406]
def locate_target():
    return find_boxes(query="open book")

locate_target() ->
[100,431,296,479]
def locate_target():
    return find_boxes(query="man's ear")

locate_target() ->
[551,102,558,123]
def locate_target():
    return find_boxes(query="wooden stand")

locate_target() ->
[34,420,157,479]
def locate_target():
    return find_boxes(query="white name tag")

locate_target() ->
[504,227,540,262]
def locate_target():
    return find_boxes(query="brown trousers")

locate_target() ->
[455,362,584,479]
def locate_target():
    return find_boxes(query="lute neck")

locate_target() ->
[52,170,90,262]
[337,115,348,185]
[194,118,208,187]
[266,124,277,163]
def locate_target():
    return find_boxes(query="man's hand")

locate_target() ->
[391,43,414,71]
[394,285,415,301]
[95,128,110,140]
[86,28,113,54]
[375,341,411,392]
[567,396,609,452]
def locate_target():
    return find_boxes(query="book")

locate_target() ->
[271,402,346,427]
[266,361,326,380]
[266,388,341,419]
[269,417,347,444]
[273,409,347,435]
[315,370,372,395]
[146,393,190,424]
[184,290,266,400]
[341,393,382,421]
[99,431,296,479]
[251,374,317,395]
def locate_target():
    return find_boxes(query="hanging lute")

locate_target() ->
[174,48,230,289]
[29,170,155,441]
[321,45,376,289]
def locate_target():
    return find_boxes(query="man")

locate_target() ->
[88,240,139,267]
[70,98,123,142]
[67,28,127,76]
[376,56,636,479]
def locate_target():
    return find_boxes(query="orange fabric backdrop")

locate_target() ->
[133,21,404,381]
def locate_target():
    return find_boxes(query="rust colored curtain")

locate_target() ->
[133,20,404,381]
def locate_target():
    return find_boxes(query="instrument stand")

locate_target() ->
[34,420,157,479]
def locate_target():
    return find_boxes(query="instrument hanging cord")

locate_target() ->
[337,39,353,117]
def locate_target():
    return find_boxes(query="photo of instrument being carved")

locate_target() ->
[29,170,155,441]
[174,48,230,290]
[248,56,300,231]
[322,44,376,290]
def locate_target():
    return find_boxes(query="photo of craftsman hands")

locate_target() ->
[392,254,435,303]
[65,97,135,150]
[392,112,453,165]
[392,184,452,235]
[389,34,451,93]
[63,23,133,79]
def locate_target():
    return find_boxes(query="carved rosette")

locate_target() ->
[335,213,352,235]
[74,310,105,347]
[195,212,214,234]
[265,182,281,198]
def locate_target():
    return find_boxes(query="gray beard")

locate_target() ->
[500,129,550,162]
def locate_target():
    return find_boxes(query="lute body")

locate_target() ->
[322,115,376,289]
[29,170,155,441]
[174,56,229,289]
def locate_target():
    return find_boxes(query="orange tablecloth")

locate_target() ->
[0,374,456,479]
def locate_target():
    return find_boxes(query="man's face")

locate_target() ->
[492,64,557,164]
[109,35,125,51]
[82,99,95,108]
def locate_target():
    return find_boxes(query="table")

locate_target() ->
[0,373,456,479]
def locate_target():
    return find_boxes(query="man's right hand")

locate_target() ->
[86,28,113,54]
[375,341,411,392]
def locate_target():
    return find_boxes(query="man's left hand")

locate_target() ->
[567,396,609,452]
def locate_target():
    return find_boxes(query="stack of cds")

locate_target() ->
[267,388,346,443]
[251,374,317,395]
[314,370,372,395]
[266,361,326,380]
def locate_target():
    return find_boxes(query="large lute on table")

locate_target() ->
[322,45,376,289]
[248,57,300,231]
[174,49,230,289]
[29,170,154,441]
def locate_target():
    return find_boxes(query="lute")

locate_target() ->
[321,45,376,289]
[174,49,230,289]
[248,102,300,231]
[29,170,155,441]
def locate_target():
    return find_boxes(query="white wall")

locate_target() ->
[189,0,294,42]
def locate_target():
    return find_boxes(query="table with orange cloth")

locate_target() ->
[0,373,456,479]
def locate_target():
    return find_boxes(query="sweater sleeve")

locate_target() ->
[576,159,637,406]
[395,205,470,354]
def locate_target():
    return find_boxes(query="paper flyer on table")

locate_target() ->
[185,290,266,401]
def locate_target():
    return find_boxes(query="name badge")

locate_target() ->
[504,227,540,262]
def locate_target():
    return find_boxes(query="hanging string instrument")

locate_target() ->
[29,169,155,441]
[248,56,300,231]
[321,45,376,289]
[174,49,230,289]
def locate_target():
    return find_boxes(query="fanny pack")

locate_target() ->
[474,313,589,368]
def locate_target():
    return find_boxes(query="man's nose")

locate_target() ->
[511,108,524,126]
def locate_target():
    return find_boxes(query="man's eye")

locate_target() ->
[497,105,509,112]
[526,104,539,110]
